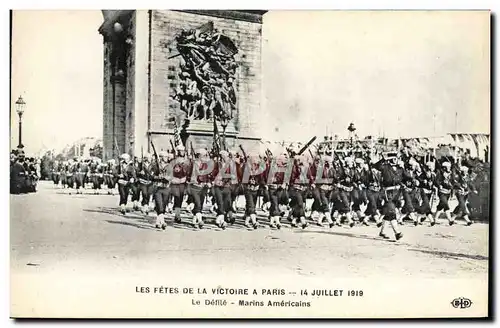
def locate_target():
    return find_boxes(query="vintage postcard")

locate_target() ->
[10,10,490,318]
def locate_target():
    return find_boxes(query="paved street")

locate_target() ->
[10,181,490,318]
[11,181,489,279]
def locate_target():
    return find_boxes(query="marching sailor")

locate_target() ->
[452,165,474,226]
[170,145,190,223]
[374,152,404,241]
[152,151,172,230]
[137,153,154,214]
[117,153,137,214]
[188,147,212,229]
[417,161,438,226]
[433,161,455,225]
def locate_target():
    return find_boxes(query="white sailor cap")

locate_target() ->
[355,157,364,164]
[196,148,208,156]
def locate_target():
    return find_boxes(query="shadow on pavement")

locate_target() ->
[408,248,488,261]
[105,219,157,231]
[83,206,127,218]
[295,229,399,244]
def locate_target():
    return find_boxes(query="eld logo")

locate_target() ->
[451,297,472,309]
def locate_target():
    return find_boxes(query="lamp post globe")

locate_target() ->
[15,96,26,149]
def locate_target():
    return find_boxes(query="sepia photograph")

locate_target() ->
[9,9,491,319]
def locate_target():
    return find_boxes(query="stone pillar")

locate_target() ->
[112,74,127,156]
[133,10,150,156]
[99,10,134,159]
[102,42,114,161]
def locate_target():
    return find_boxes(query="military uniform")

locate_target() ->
[333,159,355,227]
[117,155,137,214]
[187,150,212,228]
[74,159,88,194]
[170,154,190,223]
[288,156,310,229]
[352,160,369,224]
[365,166,383,226]
[137,156,154,214]
[401,165,420,225]
[212,154,236,229]
[417,166,437,225]
[267,155,289,229]
[434,162,455,225]
[373,154,404,241]
[242,155,265,229]
[152,153,171,230]
[452,167,474,225]
[310,157,335,227]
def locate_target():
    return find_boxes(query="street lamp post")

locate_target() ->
[15,96,26,149]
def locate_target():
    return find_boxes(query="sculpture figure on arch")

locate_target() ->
[170,21,238,124]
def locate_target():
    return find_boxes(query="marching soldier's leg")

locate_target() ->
[434,209,443,224]
[261,187,271,214]
[197,188,207,228]
[434,193,446,224]
[340,191,354,228]
[321,190,334,228]
[153,187,167,230]
[354,189,368,226]
[244,192,258,229]
[420,190,436,226]
[244,187,253,228]
[310,187,322,225]
[389,193,403,240]
[351,189,362,223]
[213,186,226,229]
[170,184,182,223]
[118,183,128,214]
[186,193,195,213]
[379,218,390,239]
[94,176,101,194]
[268,188,279,228]
[223,186,234,225]
[140,183,151,214]
[402,190,417,226]
[463,194,473,226]
[189,185,206,229]
[289,188,298,227]
[189,187,200,228]
[296,190,307,229]
[130,183,140,211]
[455,193,472,225]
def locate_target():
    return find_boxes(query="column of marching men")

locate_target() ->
[49,144,477,241]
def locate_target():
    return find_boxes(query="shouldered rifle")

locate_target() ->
[150,140,161,175]
[170,140,177,158]
[114,137,120,160]
[265,148,273,160]
[190,141,195,159]
[297,136,317,156]
[308,149,314,160]
[239,145,248,162]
